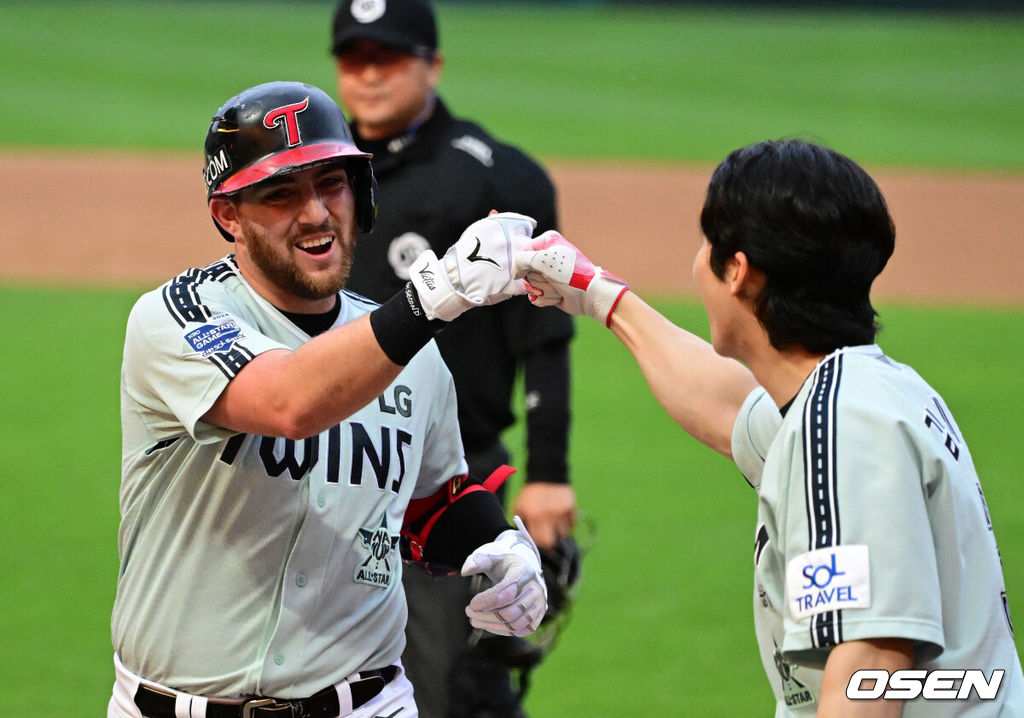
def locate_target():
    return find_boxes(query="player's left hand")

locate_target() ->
[512,483,577,551]
[461,515,547,636]
[409,212,536,321]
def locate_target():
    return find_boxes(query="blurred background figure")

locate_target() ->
[330,1,581,716]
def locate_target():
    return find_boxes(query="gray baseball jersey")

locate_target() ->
[112,255,467,698]
[732,345,1023,716]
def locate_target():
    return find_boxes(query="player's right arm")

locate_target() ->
[203,314,404,439]
[517,234,758,458]
[206,212,536,439]
[609,291,759,458]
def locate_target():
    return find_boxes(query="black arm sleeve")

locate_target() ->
[421,490,513,569]
[370,282,446,365]
[524,339,571,484]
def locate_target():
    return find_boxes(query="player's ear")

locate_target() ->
[726,251,765,299]
[210,197,242,241]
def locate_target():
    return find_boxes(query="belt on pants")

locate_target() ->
[133,666,399,718]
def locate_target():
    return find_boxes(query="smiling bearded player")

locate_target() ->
[107,80,548,718]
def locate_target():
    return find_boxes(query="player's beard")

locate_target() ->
[242,218,355,301]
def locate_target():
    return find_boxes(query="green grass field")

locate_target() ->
[1,1,1023,168]
[1,288,1022,716]
[1,1,1022,716]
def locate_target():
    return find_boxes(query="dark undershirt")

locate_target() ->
[279,296,342,337]
[779,395,796,417]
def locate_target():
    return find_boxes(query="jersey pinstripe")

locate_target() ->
[733,345,1023,716]
[113,255,467,698]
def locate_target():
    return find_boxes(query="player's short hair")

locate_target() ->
[700,139,895,353]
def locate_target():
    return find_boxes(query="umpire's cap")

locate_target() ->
[331,0,437,57]
[204,81,377,239]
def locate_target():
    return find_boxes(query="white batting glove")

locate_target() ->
[515,231,630,327]
[461,516,547,637]
[409,213,536,321]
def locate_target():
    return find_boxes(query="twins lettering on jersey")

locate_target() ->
[219,385,416,488]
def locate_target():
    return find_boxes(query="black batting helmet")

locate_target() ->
[204,81,377,239]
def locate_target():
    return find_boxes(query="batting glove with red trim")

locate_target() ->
[515,231,629,327]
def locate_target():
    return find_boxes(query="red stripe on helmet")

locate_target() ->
[213,142,372,196]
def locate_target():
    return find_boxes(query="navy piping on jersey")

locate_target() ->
[162,268,213,327]
[802,352,843,648]
[160,257,256,380]
[342,288,382,311]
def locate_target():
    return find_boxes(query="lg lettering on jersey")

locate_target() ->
[263,97,310,147]
[378,385,412,417]
[846,669,1004,701]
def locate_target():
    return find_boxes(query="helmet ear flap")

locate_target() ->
[213,217,235,242]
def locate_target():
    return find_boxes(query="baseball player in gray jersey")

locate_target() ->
[515,139,1024,716]
[108,81,548,718]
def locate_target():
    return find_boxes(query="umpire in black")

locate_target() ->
[330,1,578,716]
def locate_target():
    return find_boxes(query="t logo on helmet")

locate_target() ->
[263,97,310,147]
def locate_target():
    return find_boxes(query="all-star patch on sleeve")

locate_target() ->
[182,311,243,351]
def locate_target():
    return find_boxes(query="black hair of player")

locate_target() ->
[699,139,896,354]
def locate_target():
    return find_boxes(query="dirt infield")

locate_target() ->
[2,150,1021,304]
